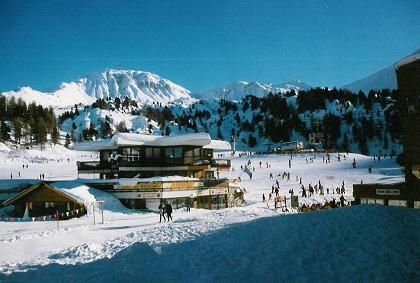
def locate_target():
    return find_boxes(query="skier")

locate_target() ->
[262,194,266,202]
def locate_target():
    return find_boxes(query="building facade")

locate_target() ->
[76,133,231,179]
[353,54,420,208]
[75,133,240,211]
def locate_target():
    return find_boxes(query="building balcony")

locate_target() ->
[77,161,113,173]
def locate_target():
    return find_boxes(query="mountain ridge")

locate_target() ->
[1,69,195,108]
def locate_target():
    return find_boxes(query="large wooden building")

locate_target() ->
[74,133,239,211]
[353,53,420,208]
[75,133,231,179]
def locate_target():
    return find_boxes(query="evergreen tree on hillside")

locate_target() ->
[65,133,71,148]
[0,120,10,141]
[248,134,257,148]
[51,126,59,145]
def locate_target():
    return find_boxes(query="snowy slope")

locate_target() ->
[342,49,420,93]
[1,69,195,108]
[196,80,311,101]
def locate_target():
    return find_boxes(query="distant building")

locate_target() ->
[353,53,420,208]
[308,120,323,148]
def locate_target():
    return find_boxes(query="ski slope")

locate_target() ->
[0,148,418,282]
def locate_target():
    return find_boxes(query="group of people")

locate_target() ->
[299,195,348,212]
[158,202,173,222]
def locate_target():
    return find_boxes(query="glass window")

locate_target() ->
[194,148,201,157]
[131,148,140,156]
[145,148,153,159]
[45,202,49,208]
[153,148,161,159]
[101,151,110,162]
[122,147,130,156]
[145,147,161,159]
[165,147,182,158]
[185,149,193,157]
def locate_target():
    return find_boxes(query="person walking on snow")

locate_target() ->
[159,203,166,222]
[166,203,173,221]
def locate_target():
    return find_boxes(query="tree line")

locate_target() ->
[0,96,59,148]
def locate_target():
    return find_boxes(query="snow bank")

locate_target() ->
[1,206,419,282]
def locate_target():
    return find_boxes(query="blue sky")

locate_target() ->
[0,0,419,92]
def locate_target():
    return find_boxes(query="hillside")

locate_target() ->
[59,87,402,156]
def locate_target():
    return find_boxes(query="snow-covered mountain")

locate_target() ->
[342,49,420,93]
[196,80,311,101]
[1,69,195,108]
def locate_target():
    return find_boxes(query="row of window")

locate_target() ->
[101,147,211,161]
[361,199,420,209]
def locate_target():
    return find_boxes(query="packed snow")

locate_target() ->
[0,146,418,282]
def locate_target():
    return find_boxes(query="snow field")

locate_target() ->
[0,146,412,281]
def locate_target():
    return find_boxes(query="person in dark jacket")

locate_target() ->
[159,203,166,222]
[166,203,173,221]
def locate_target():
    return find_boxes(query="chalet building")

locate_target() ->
[353,54,420,208]
[74,133,240,210]
[2,182,86,219]
[75,133,231,179]
[308,120,323,148]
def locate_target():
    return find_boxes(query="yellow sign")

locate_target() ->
[121,182,162,190]
[165,181,202,189]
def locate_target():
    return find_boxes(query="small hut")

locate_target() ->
[2,182,86,219]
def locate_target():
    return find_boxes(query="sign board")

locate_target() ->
[375,189,400,196]
[210,188,228,195]
[121,182,162,190]
[136,192,161,199]
[291,196,299,208]
[197,189,210,196]
[164,181,203,189]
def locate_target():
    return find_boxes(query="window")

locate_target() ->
[388,200,407,207]
[145,148,153,158]
[145,147,161,159]
[122,147,130,155]
[101,151,110,162]
[165,147,182,159]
